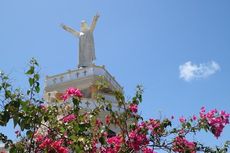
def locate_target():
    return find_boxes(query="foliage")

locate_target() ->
[0,59,229,153]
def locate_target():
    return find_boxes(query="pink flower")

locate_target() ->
[100,147,116,153]
[61,93,68,101]
[51,140,62,149]
[192,115,197,121]
[199,108,230,138]
[147,119,162,135]
[172,136,196,153]
[179,129,185,135]
[96,119,102,126]
[56,147,69,153]
[128,130,149,151]
[142,147,157,153]
[39,104,47,110]
[35,134,43,142]
[51,140,69,153]
[105,115,111,125]
[107,136,122,145]
[36,136,69,153]
[15,130,20,136]
[201,106,205,112]
[61,114,76,123]
[106,136,123,152]
[39,138,52,149]
[128,103,138,113]
[66,87,83,97]
[179,116,186,123]
[61,87,83,101]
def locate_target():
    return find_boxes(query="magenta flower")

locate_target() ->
[105,115,111,125]
[51,139,69,153]
[128,103,138,113]
[179,116,186,123]
[39,138,52,149]
[61,87,83,101]
[199,107,230,138]
[142,147,157,153]
[62,114,76,123]
[128,130,149,151]
[15,130,21,137]
[172,136,196,153]
[192,115,197,121]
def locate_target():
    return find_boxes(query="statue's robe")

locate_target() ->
[78,30,96,67]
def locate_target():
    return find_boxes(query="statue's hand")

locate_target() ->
[90,13,99,32]
[95,13,100,19]
[61,24,67,29]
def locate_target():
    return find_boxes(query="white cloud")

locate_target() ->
[179,61,220,81]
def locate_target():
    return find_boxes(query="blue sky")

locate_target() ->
[1,0,230,150]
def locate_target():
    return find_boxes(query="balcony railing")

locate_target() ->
[45,66,122,91]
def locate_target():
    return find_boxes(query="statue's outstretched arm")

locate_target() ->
[90,13,100,33]
[61,24,80,37]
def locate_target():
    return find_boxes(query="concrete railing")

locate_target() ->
[45,66,122,91]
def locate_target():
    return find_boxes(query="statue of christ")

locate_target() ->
[61,13,99,68]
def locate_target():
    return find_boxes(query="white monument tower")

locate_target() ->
[44,14,123,133]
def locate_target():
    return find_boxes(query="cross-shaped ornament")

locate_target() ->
[85,101,90,107]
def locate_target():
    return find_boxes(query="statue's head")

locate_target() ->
[81,20,89,32]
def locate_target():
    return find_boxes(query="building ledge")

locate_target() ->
[45,65,123,92]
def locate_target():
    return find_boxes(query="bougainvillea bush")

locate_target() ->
[0,59,229,153]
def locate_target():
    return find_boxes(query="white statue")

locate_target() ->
[61,13,99,68]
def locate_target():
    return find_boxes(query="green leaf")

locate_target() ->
[44,116,49,122]
[74,145,82,153]
[27,90,30,95]
[30,58,39,66]
[26,130,33,138]
[78,137,86,143]
[70,135,78,141]
[9,146,17,153]
[60,126,66,133]
[12,100,20,108]
[0,113,7,126]
[29,78,34,86]
[20,101,29,111]
[35,85,40,93]
[99,136,106,145]
[13,117,19,128]
[25,67,34,75]
[2,82,10,88]
[186,122,191,128]
[3,111,10,125]
[5,90,11,99]
[34,74,39,80]
[19,118,31,130]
